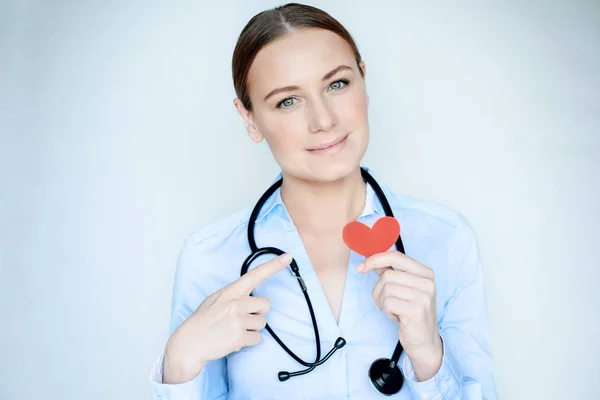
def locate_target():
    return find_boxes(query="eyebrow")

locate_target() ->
[263,64,353,102]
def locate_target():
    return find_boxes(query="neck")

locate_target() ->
[280,167,366,234]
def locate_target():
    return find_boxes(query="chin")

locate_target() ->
[302,147,366,183]
[307,160,359,183]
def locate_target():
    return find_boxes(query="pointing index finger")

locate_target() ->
[229,253,293,295]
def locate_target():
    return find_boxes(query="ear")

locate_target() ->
[233,98,264,143]
[358,60,369,106]
[359,60,367,79]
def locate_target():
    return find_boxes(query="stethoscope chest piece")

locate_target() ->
[368,358,404,396]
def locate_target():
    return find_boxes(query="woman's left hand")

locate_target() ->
[356,250,443,380]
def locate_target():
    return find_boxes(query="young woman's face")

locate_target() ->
[235,28,369,183]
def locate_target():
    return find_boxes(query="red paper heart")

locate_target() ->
[342,216,401,257]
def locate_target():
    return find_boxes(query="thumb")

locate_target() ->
[356,262,392,277]
[374,266,393,277]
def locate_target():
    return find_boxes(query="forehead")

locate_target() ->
[247,28,356,96]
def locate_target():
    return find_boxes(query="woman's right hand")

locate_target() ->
[163,253,293,384]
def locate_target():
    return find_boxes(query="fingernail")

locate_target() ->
[280,253,292,265]
[355,263,365,272]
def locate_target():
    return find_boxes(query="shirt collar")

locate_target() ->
[255,166,386,224]
[255,171,286,223]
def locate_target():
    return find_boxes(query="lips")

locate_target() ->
[308,134,348,151]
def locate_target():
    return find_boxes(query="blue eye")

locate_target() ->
[275,79,351,109]
[276,98,298,109]
[329,79,350,91]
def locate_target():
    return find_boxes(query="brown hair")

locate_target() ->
[232,2,364,112]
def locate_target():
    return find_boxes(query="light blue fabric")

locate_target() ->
[148,168,497,399]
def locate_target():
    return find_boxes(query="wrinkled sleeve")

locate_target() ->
[148,236,229,400]
[402,213,498,399]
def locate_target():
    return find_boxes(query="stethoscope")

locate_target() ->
[240,167,406,396]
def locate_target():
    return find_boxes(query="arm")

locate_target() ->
[401,214,498,399]
[148,236,229,400]
[149,352,227,400]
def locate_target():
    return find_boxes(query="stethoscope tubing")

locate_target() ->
[240,167,405,393]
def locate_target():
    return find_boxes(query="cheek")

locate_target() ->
[334,89,369,126]
[258,115,305,154]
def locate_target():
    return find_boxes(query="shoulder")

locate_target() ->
[173,205,255,299]
[387,191,480,280]
[167,206,257,332]
[186,205,253,248]
[391,191,473,242]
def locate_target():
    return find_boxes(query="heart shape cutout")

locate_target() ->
[342,216,400,257]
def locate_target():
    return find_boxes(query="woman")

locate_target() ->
[149,3,497,399]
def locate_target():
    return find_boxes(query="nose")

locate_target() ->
[306,95,337,133]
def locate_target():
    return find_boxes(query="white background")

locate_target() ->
[1,1,599,399]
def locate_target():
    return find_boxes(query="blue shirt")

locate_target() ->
[148,168,497,399]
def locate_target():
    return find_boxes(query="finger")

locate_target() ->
[242,314,267,331]
[372,270,431,301]
[386,313,400,321]
[237,296,272,315]
[372,266,393,277]
[380,296,411,320]
[357,251,433,279]
[241,331,262,348]
[228,253,292,295]
[375,282,421,311]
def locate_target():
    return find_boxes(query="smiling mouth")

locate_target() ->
[307,134,349,151]
[306,134,349,156]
